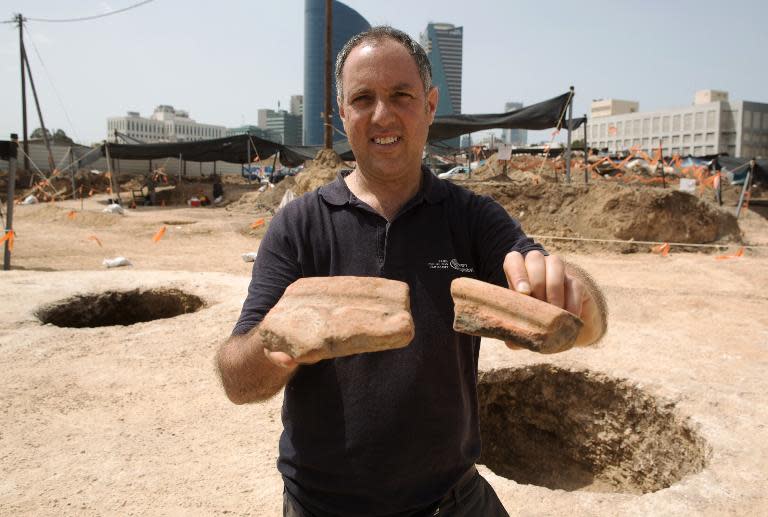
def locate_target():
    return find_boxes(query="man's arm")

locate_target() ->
[216,328,298,405]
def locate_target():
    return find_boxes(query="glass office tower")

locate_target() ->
[304,0,370,145]
[420,23,463,148]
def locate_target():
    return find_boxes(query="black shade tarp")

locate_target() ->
[103,134,355,168]
[566,116,586,131]
[428,92,571,142]
[717,156,768,184]
[104,135,280,164]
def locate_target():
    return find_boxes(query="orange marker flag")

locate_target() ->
[88,235,103,248]
[1,230,15,252]
[652,242,670,256]
[251,218,265,229]
[67,210,77,220]
[152,226,167,243]
[715,247,745,260]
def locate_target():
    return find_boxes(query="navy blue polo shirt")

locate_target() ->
[233,168,543,516]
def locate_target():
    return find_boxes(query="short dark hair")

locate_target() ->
[335,26,433,102]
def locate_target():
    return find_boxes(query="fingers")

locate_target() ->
[574,290,603,347]
[525,251,547,301]
[545,255,565,309]
[564,273,585,317]
[503,251,531,295]
[504,251,568,308]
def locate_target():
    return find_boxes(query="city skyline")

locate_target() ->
[1,0,766,146]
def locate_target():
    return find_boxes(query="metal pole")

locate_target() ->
[565,86,574,184]
[68,147,77,200]
[583,113,589,184]
[18,15,29,171]
[323,0,333,149]
[735,160,754,218]
[104,142,116,199]
[4,134,18,271]
[246,137,252,184]
[21,40,55,172]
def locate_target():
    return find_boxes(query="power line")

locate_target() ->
[23,25,82,143]
[24,0,155,23]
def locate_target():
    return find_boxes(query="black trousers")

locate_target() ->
[283,467,509,517]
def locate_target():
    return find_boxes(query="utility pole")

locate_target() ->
[4,134,18,271]
[323,0,333,149]
[22,39,56,172]
[564,86,574,184]
[17,14,29,171]
[583,113,588,183]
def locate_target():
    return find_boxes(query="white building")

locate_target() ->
[502,102,527,146]
[106,105,227,143]
[587,90,768,158]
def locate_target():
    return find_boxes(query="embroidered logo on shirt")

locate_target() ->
[427,259,474,273]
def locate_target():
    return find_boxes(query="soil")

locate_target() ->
[1,166,768,515]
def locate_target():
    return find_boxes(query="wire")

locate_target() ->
[529,234,768,250]
[25,0,155,23]
[22,25,82,143]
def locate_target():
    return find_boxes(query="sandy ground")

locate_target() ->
[1,191,767,516]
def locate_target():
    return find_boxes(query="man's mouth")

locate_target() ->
[372,136,400,145]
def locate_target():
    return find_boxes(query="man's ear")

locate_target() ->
[427,86,439,123]
[337,97,345,120]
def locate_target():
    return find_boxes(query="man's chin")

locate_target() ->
[360,158,419,178]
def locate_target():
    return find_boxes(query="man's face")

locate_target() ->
[338,38,438,180]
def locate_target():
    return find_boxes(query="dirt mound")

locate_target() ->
[471,153,563,183]
[294,149,346,195]
[467,179,741,246]
[228,177,297,213]
[16,204,123,227]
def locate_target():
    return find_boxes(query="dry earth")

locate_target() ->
[1,180,767,516]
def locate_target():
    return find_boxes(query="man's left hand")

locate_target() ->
[503,250,605,347]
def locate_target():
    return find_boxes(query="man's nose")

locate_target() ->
[371,99,395,125]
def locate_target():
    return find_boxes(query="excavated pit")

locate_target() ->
[36,288,204,328]
[477,365,710,494]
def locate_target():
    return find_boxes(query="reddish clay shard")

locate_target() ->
[451,277,583,354]
[258,276,415,362]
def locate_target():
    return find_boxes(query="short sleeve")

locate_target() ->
[231,208,302,335]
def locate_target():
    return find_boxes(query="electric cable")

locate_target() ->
[23,24,82,143]
[24,0,155,23]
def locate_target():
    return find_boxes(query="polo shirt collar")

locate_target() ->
[318,166,448,207]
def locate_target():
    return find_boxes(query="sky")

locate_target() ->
[1,0,766,146]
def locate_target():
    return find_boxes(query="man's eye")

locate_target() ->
[352,95,371,103]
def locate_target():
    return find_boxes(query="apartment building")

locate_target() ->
[587,90,768,158]
[107,105,226,143]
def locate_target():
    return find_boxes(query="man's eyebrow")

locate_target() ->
[347,86,372,98]
[391,82,418,91]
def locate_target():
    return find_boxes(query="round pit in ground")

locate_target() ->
[36,288,204,328]
[477,364,710,494]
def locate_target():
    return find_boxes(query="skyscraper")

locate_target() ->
[303,0,370,145]
[503,102,528,146]
[420,23,463,117]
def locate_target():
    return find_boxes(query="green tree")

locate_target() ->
[30,127,51,140]
[30,127,74,144]
[53,129,74,144]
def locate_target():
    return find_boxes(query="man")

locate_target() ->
[217,26,606,516]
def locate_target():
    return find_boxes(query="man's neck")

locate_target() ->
[345,167,423,221]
